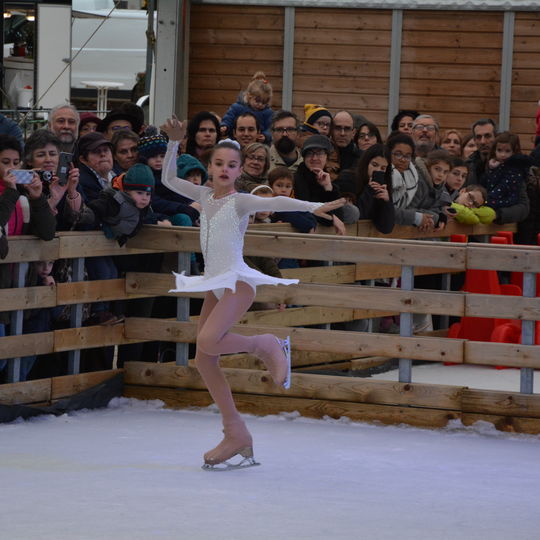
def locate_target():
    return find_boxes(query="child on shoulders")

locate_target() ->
[220,72,273,144]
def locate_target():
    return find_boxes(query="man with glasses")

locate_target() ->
[269,110,303,173]
[98,109,143,142]
[331,110,361,173]
[411,115,439,158]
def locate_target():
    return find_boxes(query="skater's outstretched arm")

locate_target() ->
[160,117,211,202]
[236,193,346,221]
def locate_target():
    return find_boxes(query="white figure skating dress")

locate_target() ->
[162,141,323,298]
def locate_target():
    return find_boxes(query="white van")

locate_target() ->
[71,0,150,91]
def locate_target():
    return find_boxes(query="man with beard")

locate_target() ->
[466,118,497,185]
[48,103,80,153]
[269,110,303,173]
[411,114,439,158]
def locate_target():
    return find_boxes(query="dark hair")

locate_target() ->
[186,111,220,156]
[272,110,298,129]
[450,156,467,169]
[471,118,497,135]
[23,129,61,167]
[426,149,453,170]
[0,134,22,157]
[386,133,415,155]
[489,131,521,159]
[391,110,420,132]
[268,166,294,186]
[111,129,140,152]
[356,121,383,145]
[353,143,392,197]
[234,111,260,132]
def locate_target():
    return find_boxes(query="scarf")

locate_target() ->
[391,164,419,209]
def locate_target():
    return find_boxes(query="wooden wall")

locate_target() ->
[187,5,538,150]
[188,4,283,117]
[511,11,540,152]
[292,8,391,127]
[399,11,503,140]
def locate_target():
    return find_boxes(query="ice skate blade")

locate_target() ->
[279,336,291,389]
[202,455,260,471]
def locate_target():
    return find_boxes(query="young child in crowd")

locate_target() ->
[220,72,273,144]
[90,163,170,246]
[448,184,495,225]
[484,132,532,212]
[445,157,469,201]
[160,115,344,469]
[137,131,200,227]
[177,153,208,187]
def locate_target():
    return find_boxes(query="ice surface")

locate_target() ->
[1,397,539,540]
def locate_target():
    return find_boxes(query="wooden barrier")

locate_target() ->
[2,222,540,434]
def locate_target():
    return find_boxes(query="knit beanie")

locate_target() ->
[299,122,319,135]
[304,104,331,125]
[176,153,208,183]
[137,134,168,160]
[123,163,155,192]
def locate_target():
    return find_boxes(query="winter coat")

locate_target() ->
[485,154,532,210]
[220,93,273,144]
[334,168,394,234]
[516,166,540,245]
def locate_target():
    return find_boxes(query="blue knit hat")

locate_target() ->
[123,163,155,192]
[137,134,167,160]
[176,153,208,183]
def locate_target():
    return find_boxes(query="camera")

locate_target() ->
[37,170,54,182]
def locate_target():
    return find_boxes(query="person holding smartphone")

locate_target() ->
[0,134,57,382]
[23,129,91,231]
[335,143,395,234]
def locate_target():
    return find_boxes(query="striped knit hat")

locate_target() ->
[137,134,168,160]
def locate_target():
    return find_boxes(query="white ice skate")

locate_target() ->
[279,336,291,389]
[202,447,260,471]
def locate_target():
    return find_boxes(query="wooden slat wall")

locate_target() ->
[293,9,392,128]
[399,11,503,137]
[511,12,540,153]
[188,5,284,118]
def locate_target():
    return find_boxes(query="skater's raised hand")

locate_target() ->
[313,197,346,220]
[160,115,186,142]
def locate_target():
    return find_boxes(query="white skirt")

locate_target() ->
[170,267,299,299]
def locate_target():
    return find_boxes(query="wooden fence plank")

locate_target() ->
[56,279,151,305]
[123,318,464,363]
[0,332,54,360]
[53,324,142,353]
[465,293,540,320]
[51,369,123,400]
[0,378,51,405]
[465,341,540,369]
[125,363,464,410]
[0,285,56,312]
[123,386,460,429]
[467,244,540,272]
[462,388,540,419]
[2,237,59,263]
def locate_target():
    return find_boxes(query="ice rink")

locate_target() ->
[1,396,539,540]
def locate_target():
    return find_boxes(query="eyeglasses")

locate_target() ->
[110,125,131,132]
[272,127,298,134]
[251,96,268,106]
[467,192,483,209]
[358,133,375,140]
[392,151,412,161]
[304,149,326,158]
[314,120,331,129]
[333,125,353,133]
[245,154,266,163]
[413,124,437,132]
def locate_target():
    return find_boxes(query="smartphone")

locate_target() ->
[371,170,387,186]
[10,169,34,184]
[446,207,457,215]
[56,152,73,186]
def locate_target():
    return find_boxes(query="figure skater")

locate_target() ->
[160,116,344,470]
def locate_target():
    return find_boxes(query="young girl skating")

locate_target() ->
[160,116,344,470]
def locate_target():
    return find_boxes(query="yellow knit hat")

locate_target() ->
[304,104,332,125]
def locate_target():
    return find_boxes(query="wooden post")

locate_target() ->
[399,265,414,383]
[175,252,191,366]
[67,257,84,375]
[520,271,536,394]
[7,262,28,382]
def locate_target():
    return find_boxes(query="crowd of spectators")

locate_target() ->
[1,73,539,382]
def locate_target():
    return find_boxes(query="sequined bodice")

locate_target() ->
[200,192,248,277]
